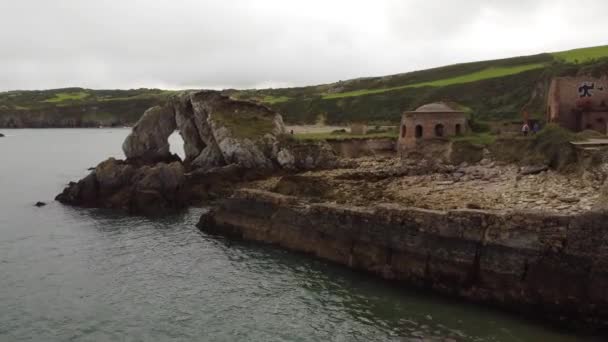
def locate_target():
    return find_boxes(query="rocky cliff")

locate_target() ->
[56,90,337,214]
[0,98,163,128]
[200,188,608,331]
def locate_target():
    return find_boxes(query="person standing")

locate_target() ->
[532,122,540,134]
[522,123,530,136]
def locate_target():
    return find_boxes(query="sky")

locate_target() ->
[0,0,607,91]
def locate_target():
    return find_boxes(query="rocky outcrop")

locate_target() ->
[57,90,337,214]
[121,90,335,171]
[122,105,177,162]
[270,137,339,170]
[200,189,608,331]
[56,158,187,215]
[520,164,549,175]
[596,180,608,211]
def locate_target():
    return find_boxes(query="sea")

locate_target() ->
[0,129,589,341]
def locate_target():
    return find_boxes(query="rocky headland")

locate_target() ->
[55,90,337,214]
[56,91,608,331]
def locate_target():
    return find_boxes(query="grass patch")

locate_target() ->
[489,124,579,170]
[528,124,578,169]
[97,90,176,102]
[552,45,608,64]
[212,111,276,140]
[43,91,90,103]
[294,131,398,141]
[451,132,496,146]
[261,95,290,104]
[322,63,546,99]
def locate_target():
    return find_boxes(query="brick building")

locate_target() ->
[547,77,608,133]
[397,102,467,150]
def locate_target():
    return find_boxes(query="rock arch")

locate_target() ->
[57,90,339,214]
[121,90,336,171]
[122,105,177,163]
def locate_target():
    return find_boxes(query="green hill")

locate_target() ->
[0,88,174,127]
[235,45,608,125]
[1,45,608,128]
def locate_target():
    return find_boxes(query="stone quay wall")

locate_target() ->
[200,189,608,330]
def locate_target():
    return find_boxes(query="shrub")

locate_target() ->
[468,115,491,133]
[529,124,577,169]
[366,128,386,134]
[451,132,496,146]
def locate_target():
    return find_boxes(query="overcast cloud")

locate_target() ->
[0,0,607,91]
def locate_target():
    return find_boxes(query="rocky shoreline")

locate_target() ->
[199,188,608,331]
[55,89,608,332]
[56,90,338,214]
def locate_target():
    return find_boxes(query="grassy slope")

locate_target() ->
[43,91,90,103]
[322,63,545,99]
[0,88,174,108]
[0,88,174,127]
[240,45,608,125]
[1,45,608,127]
[552,45,608,63]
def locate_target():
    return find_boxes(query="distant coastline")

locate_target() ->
[0,88,168,128]
[3,45,608,129]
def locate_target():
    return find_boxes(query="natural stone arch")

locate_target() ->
[173,94,206,162]
[121,90,320,171]
[122,105,177,163]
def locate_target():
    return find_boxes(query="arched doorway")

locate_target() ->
[455,124,462,135]
[435,124,444,137]
[401,124,406,138]
[415,125,423,138]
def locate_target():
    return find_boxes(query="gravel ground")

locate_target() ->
[250,156,606,214]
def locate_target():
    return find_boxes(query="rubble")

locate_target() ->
[250,155,605,215]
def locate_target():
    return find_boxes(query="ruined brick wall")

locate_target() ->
[548,77,608,132]
[202,189,608,330]
[581,111,608,133]
[397,112,467,150]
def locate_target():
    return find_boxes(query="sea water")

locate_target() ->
[0,129,588,341]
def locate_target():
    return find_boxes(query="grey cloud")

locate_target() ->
[0,0,607,91]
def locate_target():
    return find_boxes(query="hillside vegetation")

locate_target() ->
[237,45,608,125]
[321,63,545,99]
[552,45,608,63]
[0,88,173,127]
[1,45,608,128]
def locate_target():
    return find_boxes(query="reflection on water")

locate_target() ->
[0,129,592,341]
